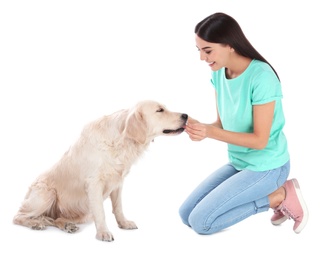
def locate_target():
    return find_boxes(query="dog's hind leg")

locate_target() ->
[52,217,80,233]
[13,181,56,230]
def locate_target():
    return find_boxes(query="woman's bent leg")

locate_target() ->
[179,164,238,226]
[187,161,290,234]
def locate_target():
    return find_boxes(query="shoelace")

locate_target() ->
[273,208,282,215]
[278,205,297,220]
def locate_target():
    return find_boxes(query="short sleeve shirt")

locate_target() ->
[211,59,289,171]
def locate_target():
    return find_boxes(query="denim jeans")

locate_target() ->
[179,160,290,234]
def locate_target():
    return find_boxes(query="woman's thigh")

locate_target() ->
[179,163,238,225]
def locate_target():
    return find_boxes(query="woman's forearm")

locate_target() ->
[207,125,268,150]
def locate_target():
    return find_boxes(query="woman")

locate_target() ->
[179,12,308,235]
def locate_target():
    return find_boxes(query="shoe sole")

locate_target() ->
[271,215,288,225]
[292,178,309,234]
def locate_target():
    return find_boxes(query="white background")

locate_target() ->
[1,0,323,259]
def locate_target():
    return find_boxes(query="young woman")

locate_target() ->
[179,12,308,235]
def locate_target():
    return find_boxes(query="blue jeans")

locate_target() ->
[179,160,290,234]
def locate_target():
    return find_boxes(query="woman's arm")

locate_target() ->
[185,100,275,150]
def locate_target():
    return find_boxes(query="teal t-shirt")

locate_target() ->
[211,59,289,171]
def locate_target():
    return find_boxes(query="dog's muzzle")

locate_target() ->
[163,113,188,134]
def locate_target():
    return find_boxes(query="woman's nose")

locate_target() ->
[199,51,206,61]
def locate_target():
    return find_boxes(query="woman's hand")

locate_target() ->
[185,117,209,141]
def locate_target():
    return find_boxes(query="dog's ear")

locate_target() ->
[123,110,148,144]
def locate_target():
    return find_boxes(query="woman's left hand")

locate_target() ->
[185,122,209,141]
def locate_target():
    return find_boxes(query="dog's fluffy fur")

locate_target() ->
[13,100,188,241]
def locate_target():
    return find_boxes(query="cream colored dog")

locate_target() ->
[13,100,188,242]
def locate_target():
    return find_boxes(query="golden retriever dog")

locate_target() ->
[13,100,188,242]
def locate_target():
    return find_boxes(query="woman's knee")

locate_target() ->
[179,204,191,226]
[188,212,212,235]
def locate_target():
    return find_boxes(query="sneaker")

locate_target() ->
[276,178,309,233]
[271,208,288,225]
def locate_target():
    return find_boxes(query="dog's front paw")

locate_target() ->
[96,231,114,242]
[118,220,138,230]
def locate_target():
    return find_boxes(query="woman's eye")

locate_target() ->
[205,51,212,54]
[157,108,164,112]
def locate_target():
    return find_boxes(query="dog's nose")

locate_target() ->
[181,114,188,121]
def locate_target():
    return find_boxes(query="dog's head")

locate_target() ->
[124,100,188,144]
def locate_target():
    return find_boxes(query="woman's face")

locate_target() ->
[195,35,232,71]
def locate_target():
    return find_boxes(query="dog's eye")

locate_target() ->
[156,108,164,112]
